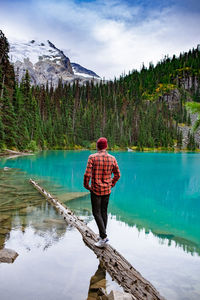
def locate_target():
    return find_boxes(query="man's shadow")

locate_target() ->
[87,261,107,300]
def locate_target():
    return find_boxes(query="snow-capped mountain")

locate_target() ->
[71,62,100,79]
[9,39,100,86]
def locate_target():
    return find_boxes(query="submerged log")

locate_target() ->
[29,179,165,300]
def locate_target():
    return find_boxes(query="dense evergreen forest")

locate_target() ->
[0,30,200,151]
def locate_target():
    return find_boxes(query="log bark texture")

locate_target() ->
[29,179,166,300]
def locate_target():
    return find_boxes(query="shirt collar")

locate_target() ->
[98,149,107,153]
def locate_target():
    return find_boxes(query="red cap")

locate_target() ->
[97,137,108,150]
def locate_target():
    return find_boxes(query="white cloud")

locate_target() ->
[0,0,200,79]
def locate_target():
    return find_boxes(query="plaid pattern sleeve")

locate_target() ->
[84,155,93,190]
[83,150,120,195]
[111,158,120,187]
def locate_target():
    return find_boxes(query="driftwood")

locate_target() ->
[0,149,33,159]
[29,179,165,300]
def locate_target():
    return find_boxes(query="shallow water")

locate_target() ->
[0,168,119,300]
[0,151,200,300]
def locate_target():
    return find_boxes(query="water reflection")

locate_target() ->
[66,195,200,257]
[1,151,200,252]
[0,168,76,251]
[1,164,199,258]
[1,165,200,300]
[87,262,106,300]
[0,169,41,248]
[0,168,121,300]
[112,152,200,247]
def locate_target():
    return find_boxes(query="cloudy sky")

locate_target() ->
[1,0,200,79]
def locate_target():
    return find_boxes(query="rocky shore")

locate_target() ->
[0,149,33,159]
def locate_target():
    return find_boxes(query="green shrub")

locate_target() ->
[27,140,38,152]
[89,142,96,150]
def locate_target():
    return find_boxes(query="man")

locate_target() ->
[84,137,120,248]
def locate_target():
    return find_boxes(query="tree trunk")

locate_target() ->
[29,179,166,300]
[0,74,5,100]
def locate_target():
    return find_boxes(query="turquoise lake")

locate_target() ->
[0,151,200,300]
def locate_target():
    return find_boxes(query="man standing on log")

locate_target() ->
[84,137,120,248]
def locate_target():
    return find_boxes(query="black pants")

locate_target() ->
[91,191,110,239]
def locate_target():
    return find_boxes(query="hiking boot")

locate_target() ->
[94,238,109,248]
[97,235,101,241]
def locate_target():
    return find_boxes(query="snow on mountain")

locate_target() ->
[9,40,61,65]
[8,39,100,86]
[71,62,100,79]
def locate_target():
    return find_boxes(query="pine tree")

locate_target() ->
[0,116,5,149]
[187,131,196,150]
[1,93,17,148]
[177,130,183,149]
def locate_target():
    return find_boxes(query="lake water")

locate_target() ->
[0,151,200,300]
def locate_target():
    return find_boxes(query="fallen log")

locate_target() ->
[29,179,166,300]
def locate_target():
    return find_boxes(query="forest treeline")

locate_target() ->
[0,30,200,151]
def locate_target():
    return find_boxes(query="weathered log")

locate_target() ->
[0,149,33,159]
[29,179,166,300]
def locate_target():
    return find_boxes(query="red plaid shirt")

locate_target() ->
[84,150,120,195]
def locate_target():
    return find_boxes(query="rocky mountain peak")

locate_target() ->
[9,38,100,87]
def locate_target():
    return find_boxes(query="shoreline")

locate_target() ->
[0,149,34,159]
[43,147,200,153]
[1,148,200,158]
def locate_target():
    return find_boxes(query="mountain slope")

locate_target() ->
[71,62,100,78]
[9,39,100,86]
